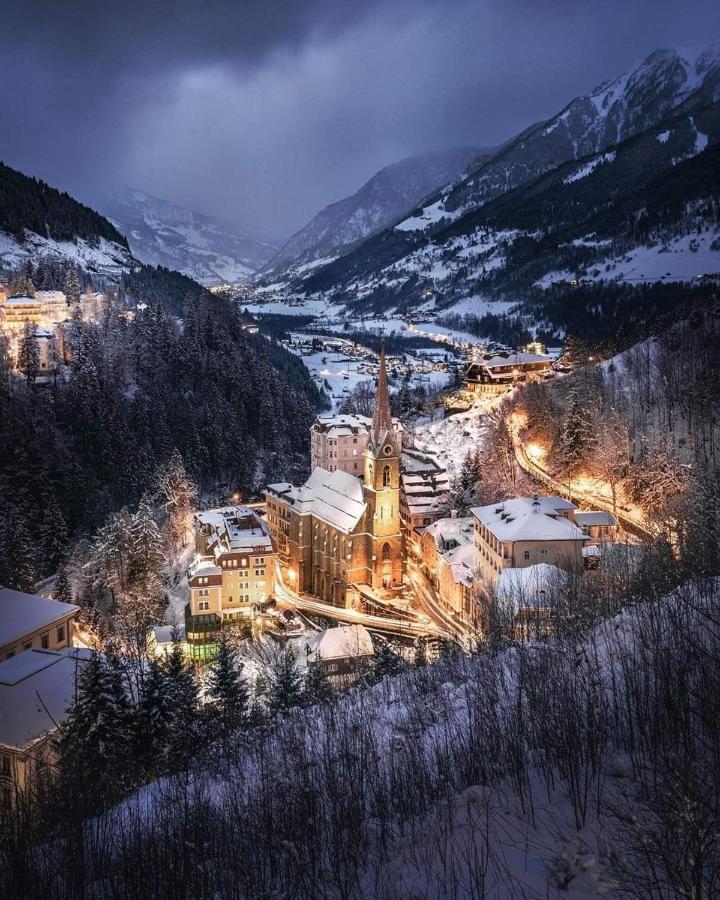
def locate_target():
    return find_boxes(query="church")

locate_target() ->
[266,347,405,608]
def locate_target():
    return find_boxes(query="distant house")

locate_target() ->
[0,587,79,662]
[464,352,552,399]
[0,648,92,801]
[306,624,374,684]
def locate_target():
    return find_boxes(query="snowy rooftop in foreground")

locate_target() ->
[0,587,79,647]
[0,648,92,750]
[471,497,585,543]
[306,624,374,661]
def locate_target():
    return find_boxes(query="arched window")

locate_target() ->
[382,465,391,487]
[382,542,391,561]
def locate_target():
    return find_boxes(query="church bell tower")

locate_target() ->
[363,345,404,589]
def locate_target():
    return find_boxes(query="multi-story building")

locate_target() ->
[266,348,405,608]
[0,647,92,802]
[187,506,274,636]
[399,447,451,538]
[419,515,475,621]
[310,412,403,476]
[0,587,78,662]
[471,496,588,591]
[464,352,552,399]
[0,296,41,334]
[35,290,68,326]
[305,624,375,685]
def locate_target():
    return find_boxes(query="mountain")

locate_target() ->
[0,161,135,277]
[100,189,279,286]
[290,45,720,329]
[270,147,487,271]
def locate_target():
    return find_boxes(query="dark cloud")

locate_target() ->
[0,0,717,236]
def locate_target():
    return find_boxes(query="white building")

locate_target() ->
[494,563,567,639]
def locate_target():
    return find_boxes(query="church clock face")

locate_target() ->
[383,444,393,456]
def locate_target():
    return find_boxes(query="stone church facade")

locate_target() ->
[266,347,404,607]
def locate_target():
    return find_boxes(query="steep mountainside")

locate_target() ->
[270,147,485,271]
[101,189,279,285]
[290,46,720,328]
[0,162,134,277]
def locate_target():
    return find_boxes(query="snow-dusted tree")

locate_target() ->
[137,644,199,773]
[153,449,197,552]
[53,563,73,604]
[39,493,69,572]
[9,273,35,298]
[207,633,249,736]
[64,265,81,306]
[450,448,484,513]
[593,405,630,513]
[129,493,164,583]
[370,642,406,682]
[559,389,594,476]
[266,644,304,715]
[18,323,40,384]
[0,511,36,592]
[304,659,333,705]
[58,651,132,806]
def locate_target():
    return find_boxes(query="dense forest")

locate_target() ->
[0,162,129,247]
[0,282,324,592]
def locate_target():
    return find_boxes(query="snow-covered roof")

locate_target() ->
[426,516,475,551]
[0,648,92,750]
[3,296,40,306]
[270,468,366,533]
[482,352,552,369]
[307,624,374,661]
[401,446,445,474]
[448,543,475,587]
[188,558,222,579]
[35,290,66,302]
[575,511,618,528]
[0,587,79,648]
[195,506,272,555]
[471,497,586,543]
[495,564,566,613]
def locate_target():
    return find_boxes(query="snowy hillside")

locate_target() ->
[101,189,279,285]
[286,44,720,329]
[270,147,485,271]
[0,228,135,278]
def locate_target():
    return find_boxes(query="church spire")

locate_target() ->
[372,343,393,445]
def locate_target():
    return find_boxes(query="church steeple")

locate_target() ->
[371,343,393,447]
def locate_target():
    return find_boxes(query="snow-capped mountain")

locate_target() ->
[101,189,279,286]
[270,147,486,271]
[0,161,135,278]
[286,45,720,326]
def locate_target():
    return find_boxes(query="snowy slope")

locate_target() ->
[271,147,485,271]
[101,189,279,285]
[0,228,135,277]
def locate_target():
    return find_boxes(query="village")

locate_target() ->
[0,324,630,799]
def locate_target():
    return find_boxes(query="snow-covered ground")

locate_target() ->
[413,405,490,481]
[0,229,135,276]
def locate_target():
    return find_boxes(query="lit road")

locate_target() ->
[508,415,652,541]
[274,563,457,643]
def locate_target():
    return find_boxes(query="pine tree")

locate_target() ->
[0,511,36,592]
[64,265,81,305]
[153,449,197,551]
[58,652,132,807]
[207,633,249,736]
[18,323,40,384]
[371,642,406,682]
[559,390,593,476]
[129,493,164,583]
[267,645,304,715]
[40,493,69,573]
[53,563,73,603]
[304,659,333,705]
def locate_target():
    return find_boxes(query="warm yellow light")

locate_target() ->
[527,442,546,461]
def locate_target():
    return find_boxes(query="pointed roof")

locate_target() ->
[372,344,393,446]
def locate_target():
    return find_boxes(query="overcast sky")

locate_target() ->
[0,0,717,237]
